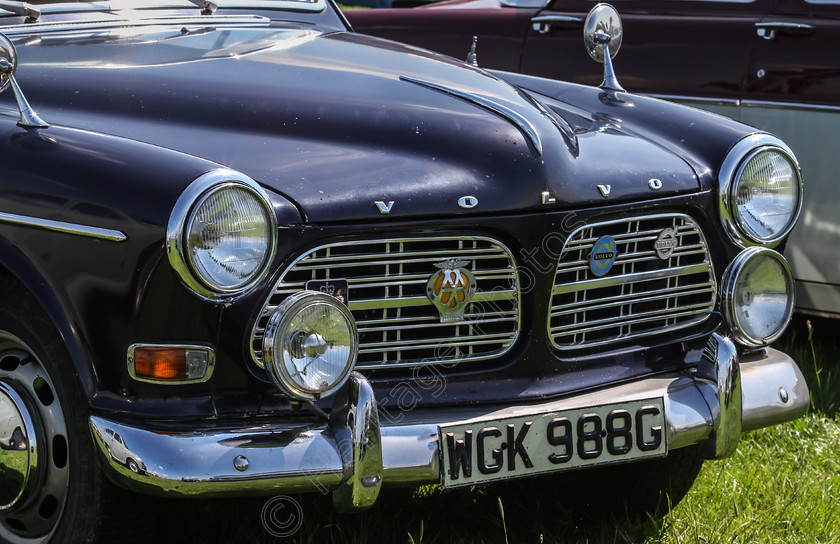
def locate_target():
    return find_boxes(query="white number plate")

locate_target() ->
[439,398,667,488]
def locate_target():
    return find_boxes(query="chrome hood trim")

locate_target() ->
[401,75,544,156]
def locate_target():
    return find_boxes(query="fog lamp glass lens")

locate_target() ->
[187,186,271,291]
[264,292,357,400]
[726,249,794,346]
[734,149,799,242]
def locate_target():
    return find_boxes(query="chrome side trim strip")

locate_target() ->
[645,94,740,107]
[400,75,543,155]
[741,99,840,114]
[0,211,126,241]
[89,345,808,497]
[648,93,840,115]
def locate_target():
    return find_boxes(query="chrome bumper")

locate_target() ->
[90,334,808,512]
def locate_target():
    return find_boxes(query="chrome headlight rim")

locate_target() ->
[721,247,794,347]
[718,134,803,248]
[166,169,277,302]
[262,290,358,401]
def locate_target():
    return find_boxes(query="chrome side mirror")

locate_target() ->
[583,3,624,92]
[0,33,48,128]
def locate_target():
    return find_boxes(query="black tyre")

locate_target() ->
[0,277,108,543]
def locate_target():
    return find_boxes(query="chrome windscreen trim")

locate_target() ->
[400,76,543,155]
[0,14,271,35]
[0,211,126,241]
[0,0,325,21]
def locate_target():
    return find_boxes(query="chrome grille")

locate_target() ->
[251,237,519,370]
[548,214,716,349]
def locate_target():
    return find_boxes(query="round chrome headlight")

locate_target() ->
[263,291,358,401]
[719,135,803,246]
[167,170,276,300]
[721,247,794,347]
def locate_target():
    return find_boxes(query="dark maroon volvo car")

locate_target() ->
[0,1,809,542]
[348,0,840,318]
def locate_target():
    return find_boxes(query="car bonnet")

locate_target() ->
[5,23,702,223]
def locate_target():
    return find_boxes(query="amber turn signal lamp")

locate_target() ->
[127,344,215,384]
[134,348,186,380]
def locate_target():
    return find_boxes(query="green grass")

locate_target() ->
[139,317,839,543]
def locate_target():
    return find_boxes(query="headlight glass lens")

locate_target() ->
[187,185,272,291]
[264,292,358,400]
[723,248,794,346]
[733,148,800,243]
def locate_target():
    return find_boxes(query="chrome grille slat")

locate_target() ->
[250,236,519,369]
[359,316,518,334]
[552,263,712,295]
[548,214,716,349]
[356,309,515,327]
[298,246,498,264]
[293,254,506,271]
[360,331,516,350]
[550,284,716,315]
[564,225,699,248]
[551,303,714,334]
[555,245,707,272]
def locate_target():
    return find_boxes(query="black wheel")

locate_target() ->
[0,277,108,543]
[126,459,140,474]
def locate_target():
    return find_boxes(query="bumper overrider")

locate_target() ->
[90,333,808,512]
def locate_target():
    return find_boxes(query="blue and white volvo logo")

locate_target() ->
[590,236,617,277]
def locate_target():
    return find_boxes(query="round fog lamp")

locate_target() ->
[262,291,358,400]
[721,247,794,347]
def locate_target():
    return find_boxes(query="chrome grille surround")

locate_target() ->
[548,214,716,349]
[251,236,520,370]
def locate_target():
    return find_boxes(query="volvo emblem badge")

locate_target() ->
[426,258,476,323]
[590,236,617,277]
[654,227,679,260]
[458,196,478,209]
[597,184,611,198]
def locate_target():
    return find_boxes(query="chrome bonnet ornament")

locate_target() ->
[466,36,478,67]
[583,3,625,93]
[0,33,48,129]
